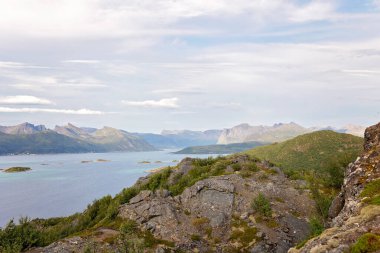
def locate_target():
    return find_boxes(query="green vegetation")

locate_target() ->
[246,131,363,222]
[360,179,380,205]
[3,167,31,173]
[230,218,258,248]
[251,193,272,217]
[174,141,267,154]
[245,130,363,179]
[350,233,380,253]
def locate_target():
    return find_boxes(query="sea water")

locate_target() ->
[0,151,216,227]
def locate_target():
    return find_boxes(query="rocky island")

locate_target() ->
[3,167,31,173]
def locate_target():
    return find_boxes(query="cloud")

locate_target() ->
[0,0,341,42]
[152,88,203,95]
[0,61,48,69]
[0,95,53,105]
[0,107,104,115]
[62,60,100,64]
[122,97,179,108]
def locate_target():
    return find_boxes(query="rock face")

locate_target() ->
[217,122,311,144]
[119,157,317,252]
[291,122,380,253]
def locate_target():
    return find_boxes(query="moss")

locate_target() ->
[350,233,380,253]
[191,234,201,241]
[360,179,380,205]
[230,218,258,248]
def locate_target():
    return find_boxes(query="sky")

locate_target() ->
[0,0,379,133]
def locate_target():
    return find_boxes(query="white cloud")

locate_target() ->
[0,61,48,69]
[62,60,100,64]
[290,1,336,23]
[0,0,340,42]
[0,95,53,105]
[0,107,104,115]
[122,97,179,108]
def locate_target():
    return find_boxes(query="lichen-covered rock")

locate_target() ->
[291,122,380,253]
[119,165,316,252]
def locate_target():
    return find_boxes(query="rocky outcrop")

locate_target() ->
[291,122,380,253]
[119,157,317,252]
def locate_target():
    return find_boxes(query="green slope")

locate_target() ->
[174,141,267,154]
[245,130,363,172]
[0,131,101,155]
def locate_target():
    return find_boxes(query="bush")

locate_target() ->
[251,193,272,217]
[350,233,380,253]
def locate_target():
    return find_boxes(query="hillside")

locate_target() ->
[292,123,380,253]
[218,122,311,144]
[174,141,267,154]
[0,131,100,155]
[245,130,363,174]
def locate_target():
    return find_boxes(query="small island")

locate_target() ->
[139,161,151,164]
[3,167,31,173]
[96,159,110,162]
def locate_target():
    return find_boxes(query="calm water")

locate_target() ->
[0,151,215,227]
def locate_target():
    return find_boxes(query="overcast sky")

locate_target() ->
[0,0,379,132]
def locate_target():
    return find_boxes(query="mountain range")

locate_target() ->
[217,122,365,145]
[0,123,156,155]
[0,122,366,155]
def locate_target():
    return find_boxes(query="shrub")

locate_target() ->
[350,233,380,253]
[251,193,272,217]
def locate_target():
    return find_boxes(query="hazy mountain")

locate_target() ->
[0,123,156,155]
[310,124,366,137]
[54,123,92,140]
[159,129,222,147]
[340,124,366,137]
[0,131,100,155]
[174,141,267,154]
[0,122,47,135]
[217,122,310,144]
[55,124,156,152]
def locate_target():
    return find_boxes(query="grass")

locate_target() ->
[3,167,31,173]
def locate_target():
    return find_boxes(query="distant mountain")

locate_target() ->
[217,122,310,144]
[138,129,222,149]
[0,122,47,135]
[0,122,156,155]
[55,124,156,152]
[0,131,100,155]
[174,141,267,154]
[340,124,366,137]
[310,124,366,137]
